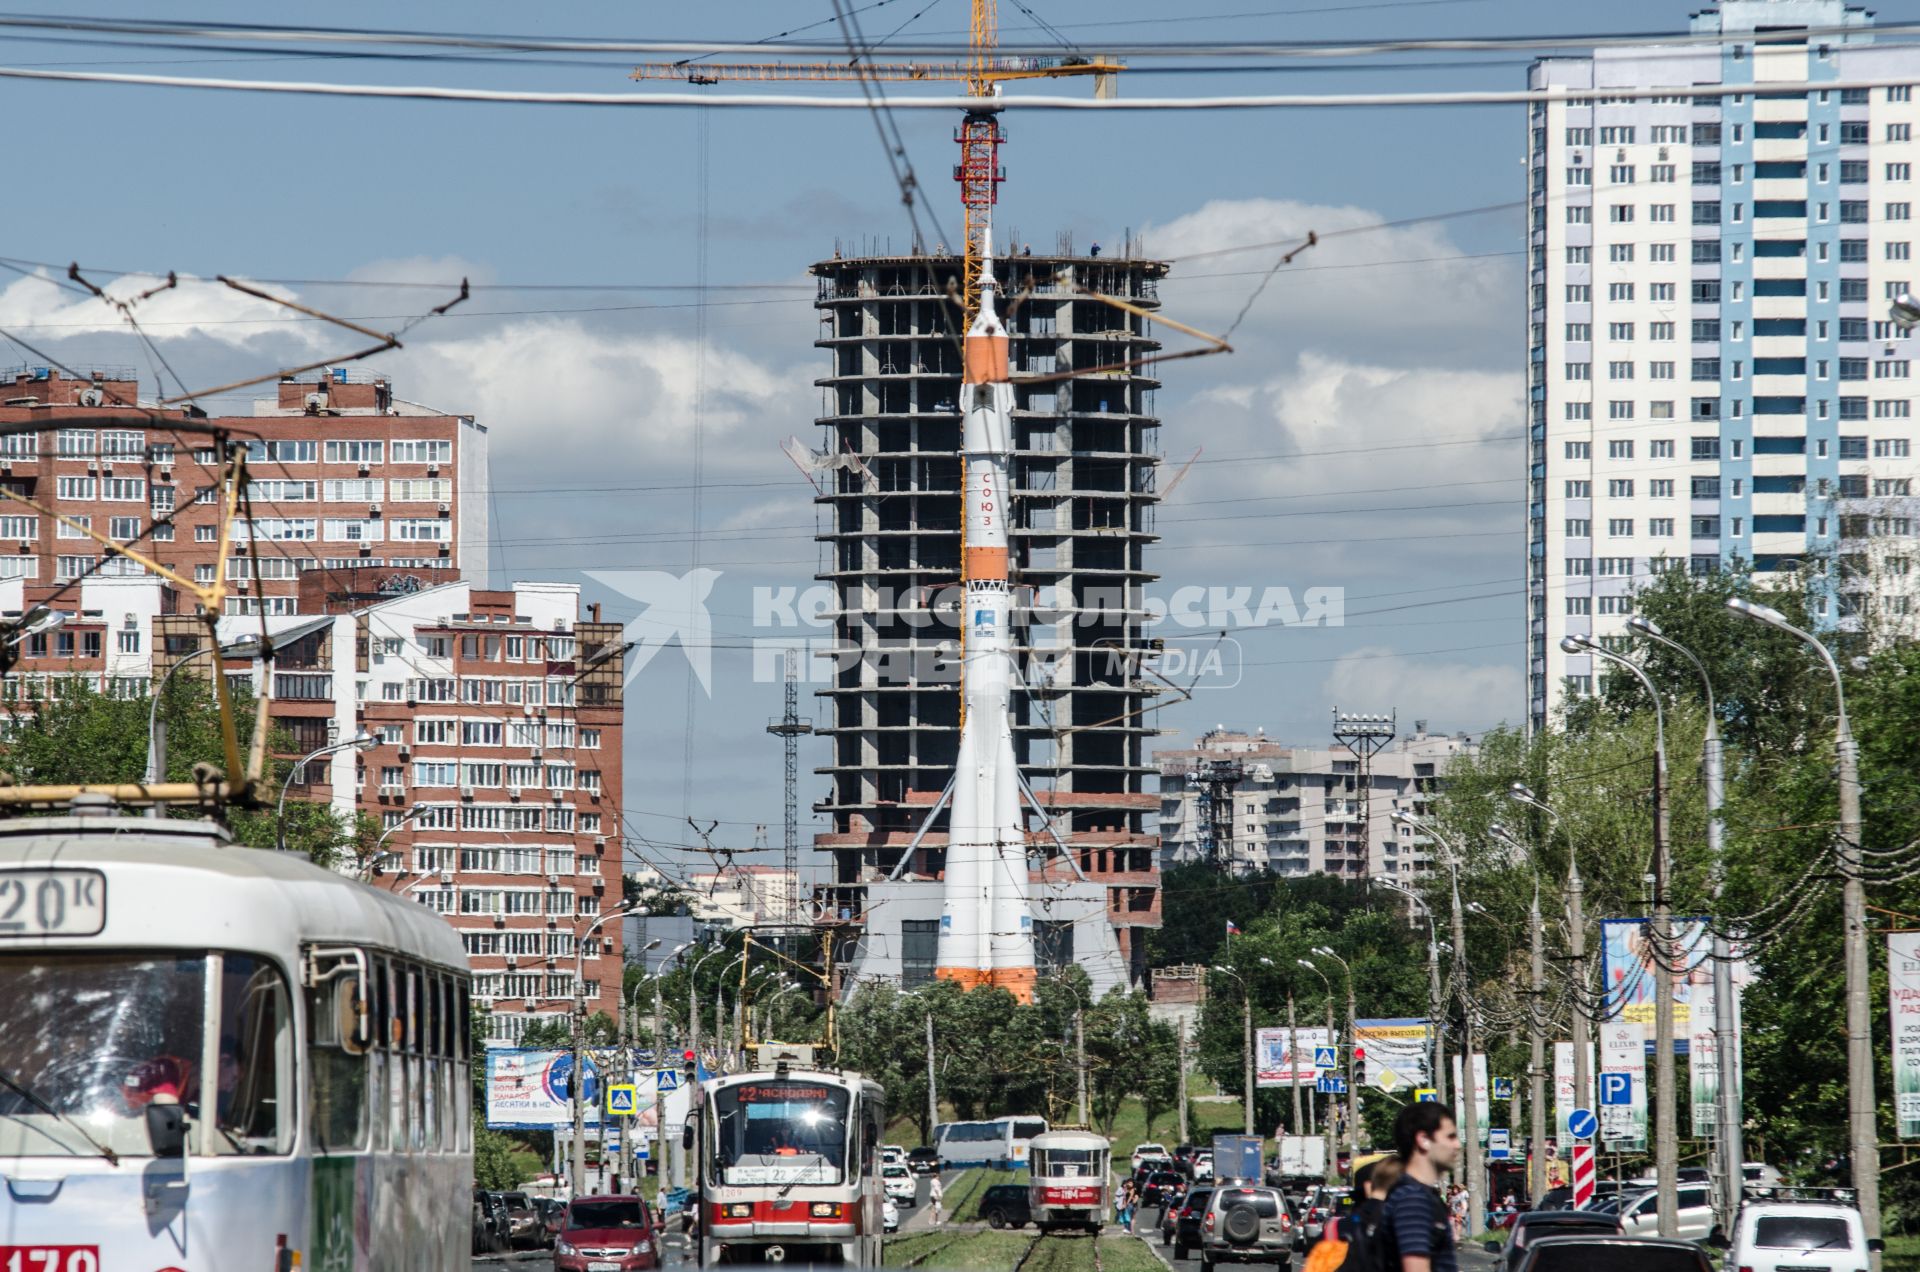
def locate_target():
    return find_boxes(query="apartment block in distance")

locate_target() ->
[1155,725,1476,878]
[0,575,626,1043]
[1524,0,1920,729]
[808,242,1169,987]
[0,365,486,612]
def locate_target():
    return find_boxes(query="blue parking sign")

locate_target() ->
[1599,1073,1633,1106]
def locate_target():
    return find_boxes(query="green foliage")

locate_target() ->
[517,1010,618,1050]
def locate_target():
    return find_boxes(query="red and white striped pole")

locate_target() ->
[1570,1143,1597,1209]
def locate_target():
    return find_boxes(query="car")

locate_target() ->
[884,1197,902,1233]
[908,1146,941,1175]
[1514,1235,1712,1272]
[1731,1200,1881,1272]
[553,1195,659,1272]
[981,1183,1033,1230]
[498,1190,544,1249]
[1192,1152,1216,1182]
[471,1193,504,1255]
[882,1143,909,1166]
[1134,1142,1171,1171]
[1142,1171,1187,1208]
[1199,1185,1294,1270]
[536,1198,568,1248]
[1134,1159,1177,1191]
[1173,1144,1199,1173]
[884,1163,918,1205]
[1491,1210,1625,1272]
[1165,1187,1215,1257]
[1299,1185,1341,1244]
[1618,1184,1715,1242]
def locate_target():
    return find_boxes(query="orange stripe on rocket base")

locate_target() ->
[934,965,1037,1002]
[963,547,1009,579]
[964,332,1009,385]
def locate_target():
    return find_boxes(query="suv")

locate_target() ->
[981,1183,1033,1230]
[1133,1142,1171,1172]
[1732,1201,1880,1272]
[498,1190,544,1249]
[1201,1185,1294,1270]
[1618,1185,1714,1241]
[908,1146,940,1175]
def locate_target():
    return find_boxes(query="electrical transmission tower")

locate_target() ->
[1331,709,1396,877]
[1191,756,1248,873]
[766,649,813,925]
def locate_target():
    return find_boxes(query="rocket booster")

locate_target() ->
[932,230,1039,1002]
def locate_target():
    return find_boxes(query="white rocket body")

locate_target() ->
[934,235,1038,1001]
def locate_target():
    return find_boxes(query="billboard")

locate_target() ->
[1449,1052,1489,1145]
[1355,1018,1431,1090]
[1552,1039,1595,1158]
[1890,933,1920,1139]
[1600,918,1750,1052]
[1599,1020,1647,1151]
[1255,1025,1333,1087]
[486,1048,605,1131]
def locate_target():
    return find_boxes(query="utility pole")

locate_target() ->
[1322,993,1337,1183]
[1431,928,1450,1106]
[926,1009,939,1138]
[766,649,813,925]
[1448,866,1483,1237]
[1288,994,1303,1135]
[1243,986,1255,1137]
[1706,703,1746,1232]
[1075,1008,1089,1125]
[1332,709,1396,875]
[1178,1017,1191,1146]
[1529,878,1548,1205]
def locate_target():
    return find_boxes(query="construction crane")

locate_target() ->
[631,0,1121,321]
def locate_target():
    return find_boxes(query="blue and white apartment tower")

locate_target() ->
[1524,0,1919,732]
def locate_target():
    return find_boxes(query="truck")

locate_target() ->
[1266,1136,1328,1186]
[1212,1133,1265,1185]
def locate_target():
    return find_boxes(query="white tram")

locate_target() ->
[687,1065,886,1264]
[1026,1129,1111,1234]
[0,810,472,1271]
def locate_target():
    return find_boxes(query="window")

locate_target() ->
[1894,124,1914,143]
[1609,401,1634,419]
[1566,126,1593,145]
[1565,322,1592,342]
[195,524,217,542]
[390,440,453,465]
[1651,361,1676,380]
[1608,519,1634,537]
[1892,203,1913,222]
[108,516,139,541]
[1650,322,1675,341]
[1651,443,1675,461]
[1609,361,1635,380]
[1609,479,1635,497]
[1650,243,1675,262]
[1651,204,1676,223]
[1567,166,1593,186]
[1566,363,1592,381]
[1693,359,1722,381]
[1566,480,1592,498]
[325,440,385,465]
[1565,519,1592,538]
[1652,283,1676,302]
[1608,440,1634,460]
[1608,283,1635,302]
[1610,165,1636,184]
[1876,479,1913,497]
[1566,596,1592,616]
[1566,403,1592,421]
[1566,284,1592,303]
[1565,441,1591,460]
[57,515,91,540]
[1568,205,1591,224]
[55,476,95,500]
[56,429,94,458]
[1692,437,1721,461]
[1693,201,1720,225]
[245,440,317,465]
[1876,438,1912,457]
[1651,164,1676,183]
[324,478,383,503]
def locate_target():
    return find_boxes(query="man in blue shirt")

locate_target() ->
[1384,1102,1462,1272]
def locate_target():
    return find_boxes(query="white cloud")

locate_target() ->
[1323,644,1523,732]
[343,255,495,288]
[0,269,325,351]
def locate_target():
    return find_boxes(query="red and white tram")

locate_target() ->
[687,1066,886,1264]
[1027,1128,1111,1234]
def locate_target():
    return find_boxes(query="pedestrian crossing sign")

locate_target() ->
[655,1068,682,1093]
[1414,1087,1439,1103]
[1313,1046,1338,1069]
[606,1083,638,1116]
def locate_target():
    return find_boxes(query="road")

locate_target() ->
[1132,1201,1503,1272]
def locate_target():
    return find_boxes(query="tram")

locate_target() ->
[1027,1128,1111,1233]
[0,807,473,1271]
[686,1062,886,1264]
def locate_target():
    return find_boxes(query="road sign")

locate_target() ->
[1316,1075,1348,1095]
[1488,1128,1511,1161]
[655,1068,682,1093]
[1571,1143,1597,1207]
[606,1083,639,1116]
[1414,1087,1438,1103]
[1567,1108,1598,1140]
[1492,1077,1514,1101]
[1599,1072,1633,1106]
[1314,1046,1338,1070]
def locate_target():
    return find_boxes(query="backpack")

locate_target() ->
[1303,1219,1349,1272]
[1336,1198,1398,1272]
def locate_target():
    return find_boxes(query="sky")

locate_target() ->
[2,0,1893,874]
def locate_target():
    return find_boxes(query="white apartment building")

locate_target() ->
[1154,724,1476,878]
[1527,0,1920,730]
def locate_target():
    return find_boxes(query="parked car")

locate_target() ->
[1298,1185,1341,1244]
[553,1195,659,1272]
[1514,1235,1711,1272]
[1199,1185,1295,1269]
[474,1190,514,1251]
[498,1190,543,1249]
[1492,1211,1625,1272]
[535,1198,567,1247]
[1731,1201,1880,1272]
[471,1191,506,1255]
[981,1183,1033,1230]
[884,1163,918,1205]
[884,1197,902,1233]
[1173,1144,1199,1174]
[1618,1184,1715,1242]
[908,1146,941,1175]
[1134,1142,1171,1171]
[882,1144,908,1166]
[1165,1187,1214,1257]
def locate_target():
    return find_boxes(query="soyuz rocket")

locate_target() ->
[931,229,1039,1002]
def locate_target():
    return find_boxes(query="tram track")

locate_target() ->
[1012,1225,1106,1272]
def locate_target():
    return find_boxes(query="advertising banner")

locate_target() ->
[1689,980,1718,1137]
[1450,1052,1490,1145]
[1890,932,1920,1138]
[1355,1018,1431,1090]
[1601,918,1751,1052]
[486,1048,604,1130]
[1599,1020,1647,1151]
[1553,1040,1574,1157]
[1255,1025,1334,1087]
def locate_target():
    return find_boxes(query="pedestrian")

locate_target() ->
[1448,1185,1467,1241]
[1310,1156,1402,1272]
[1116,1178,1133,1231]
[1385,1101,1462,1272]
[928,1173,944,1225]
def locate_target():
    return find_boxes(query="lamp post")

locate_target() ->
[1509,783,1586,1142]
[570,899,637,1196]
[1489,824,1549,1206]
[1392,812,1483,1237]
[1563,633,1677,1237]
[615,937,663,1192]
[1310,947,1359,1157]
[1377,877,1447,1106]
[1728,597,1878,1251]
[146,638,251,820]
[1259,955,1305,1135]
[1296,958,1337,1183]
[687,942,729,1075]
[396,868,452,897]
[1211,964,1255,1136]
[1628,615,1745,1230]
[276,731,375,854]
[365,804,430,883]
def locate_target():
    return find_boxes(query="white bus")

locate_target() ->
[0,808,472,1270]
[934,1115,1050,1169]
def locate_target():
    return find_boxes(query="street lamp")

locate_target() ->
[1295,958,1337,1183]
[397,868,452,897]
[1211,964,1256,1137]
[570,898,637,1196]
[1487,822,1548,1206]
[1375,876,1447,1106]
[1628,615,1745,1230]
[5,605,64,648]
[145,636,261,819]
[365,804,430,882]
[1727,596,1879,1248]
[1508,782,1591,1130]
[1562,632,1679,1237]
[1257,955,1307,1136]
[276,730,376,854]
[1391,810,1484,1237]
[687,941,731,1075]
[1309,947,1359,1158]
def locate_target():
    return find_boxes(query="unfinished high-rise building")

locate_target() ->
[809,241,1169,986]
